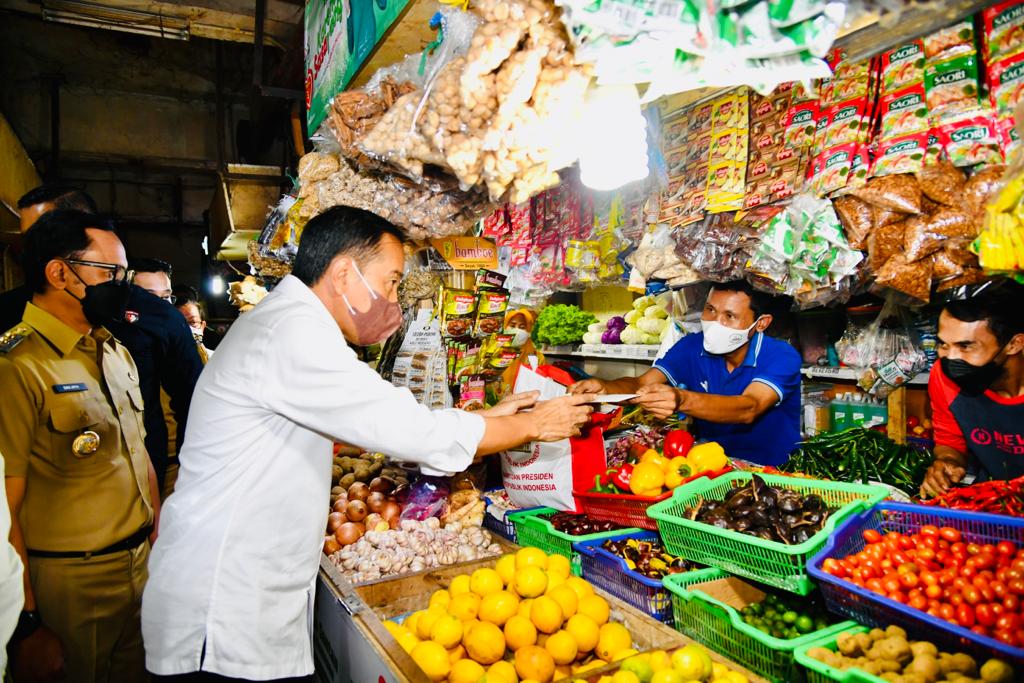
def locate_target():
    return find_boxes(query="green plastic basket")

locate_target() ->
[508,508,641,576]
[794,627,886,683]
[647,473,889,594]
[663,570,857,683]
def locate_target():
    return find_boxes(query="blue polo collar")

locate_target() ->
[699,331,764,368]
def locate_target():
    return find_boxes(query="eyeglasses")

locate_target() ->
[62,259,133,284]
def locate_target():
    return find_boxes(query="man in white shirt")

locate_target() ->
[141,206,595,681]
[0,453,25,670]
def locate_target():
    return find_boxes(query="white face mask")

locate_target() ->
[508,328,531,348]
[701,318,760,355]
[190,325,205,339]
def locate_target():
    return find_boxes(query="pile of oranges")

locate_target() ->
[384,548,638,683]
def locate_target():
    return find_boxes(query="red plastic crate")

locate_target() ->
[573,466,734,530]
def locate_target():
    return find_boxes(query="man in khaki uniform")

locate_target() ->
[1,210,159,683]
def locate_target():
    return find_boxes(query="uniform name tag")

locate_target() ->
[52,383,88,394]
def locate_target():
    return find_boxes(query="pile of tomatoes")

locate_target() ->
[821,525,1024,648]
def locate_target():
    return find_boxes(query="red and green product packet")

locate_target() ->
[881,41,925,93]
[937,111,1003,167]
[998,116,1022,160]
[923,20,975,62]
[784,100,818,147]
[825,96,871,147]
[989,51,1024,117]
[925,53,980,118]
[815,143,857,195]
[879,83,929,139]
[872,132,928,177]
[982,0,1024,64]
[926,129,945,164]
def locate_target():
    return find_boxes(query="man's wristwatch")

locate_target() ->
[10,610,42,644]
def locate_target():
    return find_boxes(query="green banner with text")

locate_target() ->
[304,0,410,133]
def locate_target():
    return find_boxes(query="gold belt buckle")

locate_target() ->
[72,431,100,458]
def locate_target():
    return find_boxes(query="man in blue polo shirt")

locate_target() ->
[569,281,802,466]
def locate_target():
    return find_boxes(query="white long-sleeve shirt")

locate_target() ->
[0,454,25,669]
[141,275,485,679]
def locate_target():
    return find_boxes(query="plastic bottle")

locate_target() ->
[830,393,850,432]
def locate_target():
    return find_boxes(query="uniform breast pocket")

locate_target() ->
[126,385,147,440]
[48,397,116,471]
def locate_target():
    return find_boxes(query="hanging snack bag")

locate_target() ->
[881,41,926,93]
[924,53,980,118]
[917,158,967,206]
[982,0,1024,64]
[879,83,929,139]
[441,288,477,338]
[833,194,873,248]
[475,289,510,335]
[937,110,1003,167]
[988,51,1024,118]
[851,174,923,214]
[872,133,928,177]
[923,20,976,61]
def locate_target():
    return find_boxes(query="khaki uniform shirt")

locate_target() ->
[0,303,153,552]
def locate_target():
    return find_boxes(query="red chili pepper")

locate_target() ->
[663,430,695,459]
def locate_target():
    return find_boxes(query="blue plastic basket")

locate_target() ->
[481,495,541,543]
[807,502,1024,665]
[575,531,681,625]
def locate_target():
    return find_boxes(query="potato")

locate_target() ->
[910,642,938,659]
[854,633,873,654]
[886,625,908,640]
[947,654,978,676]
[879,660,903,673]
[881,673,900,682]
[837,632,861,656]
[906,654,940,683]
[339,473,357,489]
[807,647,835,663]
[870,628,888,641]
[980,659,1015,683]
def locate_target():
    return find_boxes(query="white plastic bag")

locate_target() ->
[500,360,576,510]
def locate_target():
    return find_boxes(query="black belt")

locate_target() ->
[27,527,152,559]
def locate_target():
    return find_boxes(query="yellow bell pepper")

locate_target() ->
[640,449,669,472]
[629,461,665,496]
[664,456,692,489]
[687,442,728,473]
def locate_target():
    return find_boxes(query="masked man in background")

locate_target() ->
[570,281,802,466]
[922,283,1024,497]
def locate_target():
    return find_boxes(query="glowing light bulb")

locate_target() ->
[210,275,225,295]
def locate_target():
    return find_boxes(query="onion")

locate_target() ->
[369,476,396,494]
[366,492,386,514]
[332,498,348,513]
[381,501,401,524]
[364,513,383,530]
[346,499,368,523]
[334,522,363,546]
[323,536,341,555]
[327,511,346,532]
[348,482,370,501]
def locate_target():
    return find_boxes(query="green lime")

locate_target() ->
[796,616,814,633]
[782,611,798,625]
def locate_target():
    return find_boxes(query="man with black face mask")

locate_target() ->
[921,283,1024,498]
[0,210,158,683]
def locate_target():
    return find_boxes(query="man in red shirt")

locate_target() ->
[921,283,1024,497]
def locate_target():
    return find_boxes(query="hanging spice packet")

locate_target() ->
[873,133,928,177]
[982,0,1024,64]
[881,41,925,93]
[937,111,1003,167]
[441,289,477,337]
[475,289,510,335]
[989,51,1024,117]
[825,97,870,147]
[879,83,929,139]
[784,100,819,147]
[925,53,980,117]
[923,20,975,61]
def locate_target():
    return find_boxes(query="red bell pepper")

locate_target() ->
[663,430,695,459]
[612,464,633,491]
